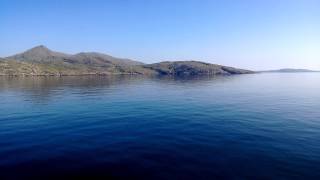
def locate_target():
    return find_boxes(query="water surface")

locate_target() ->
[0,73,320,179]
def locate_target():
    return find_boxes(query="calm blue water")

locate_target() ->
[0,73,320,179]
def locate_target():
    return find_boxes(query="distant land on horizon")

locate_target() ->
[260,69,320,73]
[0,45,253,76]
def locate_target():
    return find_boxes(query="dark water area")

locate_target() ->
[0,73,320,179]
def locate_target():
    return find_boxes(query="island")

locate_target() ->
[0,45,254,76]
[260,69,320,73]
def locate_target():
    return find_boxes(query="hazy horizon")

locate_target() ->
[1,0,319,71]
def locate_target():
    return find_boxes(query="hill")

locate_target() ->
[144,61,252,75]
[0,46,253,76]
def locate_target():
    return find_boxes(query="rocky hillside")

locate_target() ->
[144,61,252,75]
[8,45,143,66]
[0,46,254,76]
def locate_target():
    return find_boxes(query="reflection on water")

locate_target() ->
[0,75,240,102]
[0,74,239,90]
[0,73,320,179]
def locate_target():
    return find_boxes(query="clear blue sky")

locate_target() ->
[1,0,319,70]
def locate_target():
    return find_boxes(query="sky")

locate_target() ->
[0,0,319,70]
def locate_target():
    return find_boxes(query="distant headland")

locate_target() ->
[260,69,320,73]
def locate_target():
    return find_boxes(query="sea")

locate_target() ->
[0,73,319,179]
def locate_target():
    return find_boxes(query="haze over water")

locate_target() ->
[0,73,320,179]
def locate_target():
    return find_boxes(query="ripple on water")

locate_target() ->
[0,74,320,179]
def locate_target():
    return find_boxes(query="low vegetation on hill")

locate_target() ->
[0,46,253,76]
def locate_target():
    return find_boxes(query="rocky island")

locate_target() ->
[0,46,253,76]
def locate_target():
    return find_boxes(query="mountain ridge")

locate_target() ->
[1,46,254,76]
